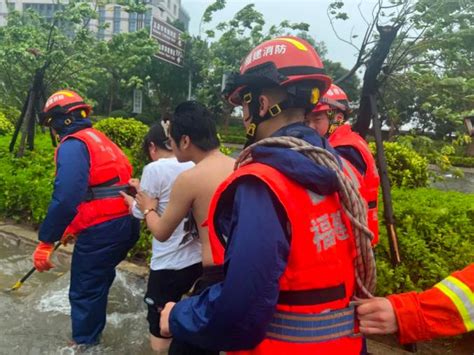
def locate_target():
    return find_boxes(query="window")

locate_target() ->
[113,6,121,34]
[144,8,152,30]
[97,6,105,40]
[174,4,177,16]
[167,0,170,8]
[129,12,137,32]
[137,13,144,30]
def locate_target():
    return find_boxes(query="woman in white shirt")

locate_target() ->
[122,122,202,352]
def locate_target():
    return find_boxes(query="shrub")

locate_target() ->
[220,135,246,145]
[94,117,148,149]
[109,109,130,118]
[0,112,14,135]
[449,156,474,168]
[0,134,55,224]
[135,113,159,126]
[0,106,21,124]
[375,188,474,295]
[370,141,430,188]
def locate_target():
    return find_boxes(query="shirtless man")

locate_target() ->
[135,101,235,355]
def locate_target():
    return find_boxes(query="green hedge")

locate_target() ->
[371,142,430,188]
[0,134,54,224]
[449,155,474,168]
[0,105,21,125]
[0,112,14,135]
[94,117,148,149]
[220,134,246,145]
[376,188,474,295]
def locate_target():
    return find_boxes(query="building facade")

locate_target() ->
[0,0,189,39]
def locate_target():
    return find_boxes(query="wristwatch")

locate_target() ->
[143,208,156,217]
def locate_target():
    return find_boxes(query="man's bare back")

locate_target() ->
[177,150,235,266]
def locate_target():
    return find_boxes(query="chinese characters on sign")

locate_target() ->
[150,17,184,67]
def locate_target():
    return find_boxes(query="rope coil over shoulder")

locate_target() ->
[235,136,376,298]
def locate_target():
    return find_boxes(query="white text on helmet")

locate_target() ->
[46,94,65,109]
[244,44,287,66]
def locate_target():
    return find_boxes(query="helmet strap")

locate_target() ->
[327,111,345,136]
[243,91,308,147]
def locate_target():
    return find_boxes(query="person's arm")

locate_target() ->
[38,139,89,243]
[165,177,290,351]
[136,171,193,242]
[335,145,367,175]
[357,263,474,344]
[128,164,159,219]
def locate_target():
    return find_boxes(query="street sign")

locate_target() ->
[133,89,142,114]
[150,17,184,68]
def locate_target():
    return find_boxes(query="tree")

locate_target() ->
[88,30,158,115]
[1,1,99,155]
[328,0,473,138]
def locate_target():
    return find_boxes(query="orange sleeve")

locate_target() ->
[387,264,474,344]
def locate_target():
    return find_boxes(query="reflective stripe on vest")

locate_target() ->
[434,275,474,331]
[266,305,356,343]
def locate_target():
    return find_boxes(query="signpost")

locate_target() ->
[133,89,142,114]
[150,17,184,67]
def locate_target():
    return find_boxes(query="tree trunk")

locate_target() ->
[108,81,115,115]
[17,93,35,157]
[353,25,400,138]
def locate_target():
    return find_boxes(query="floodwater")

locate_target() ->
[0,235,154,354]
[431,171,474,194]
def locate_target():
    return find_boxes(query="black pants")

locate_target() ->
[168,265,224,355]
[145,263,203,338]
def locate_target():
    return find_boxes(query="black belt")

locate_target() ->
[278,284,346,306]
[84,184,134,201]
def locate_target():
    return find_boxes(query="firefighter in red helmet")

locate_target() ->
[158,37,368,355]
[33,90,139,347]
[307,84,380,245]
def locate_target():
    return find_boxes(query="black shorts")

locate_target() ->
[145,262,202,338]
[168,265,224,355]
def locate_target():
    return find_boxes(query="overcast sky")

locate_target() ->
[181,0,379,70]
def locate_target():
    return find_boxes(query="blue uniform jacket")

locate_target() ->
[39,119,92,243]
[169,123,345,350]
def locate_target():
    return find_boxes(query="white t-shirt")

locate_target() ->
[132,157,201,271]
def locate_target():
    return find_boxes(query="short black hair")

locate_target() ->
[170,101,220,151]
[142,123,171,160]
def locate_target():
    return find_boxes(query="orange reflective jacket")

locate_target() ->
[56,128,132,236]
[388,263,474,344]
[329,124,380,245]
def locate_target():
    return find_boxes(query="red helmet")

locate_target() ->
[42,90,91,124]
[312,84,350,114]
[222,36,332,107]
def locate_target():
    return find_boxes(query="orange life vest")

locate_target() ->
[329,124,380,245]
[55,128,132,236]
[208,162,362,355]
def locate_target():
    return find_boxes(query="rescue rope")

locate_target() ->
[235,136,376,298]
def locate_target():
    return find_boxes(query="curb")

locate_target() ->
[0,221,149,279]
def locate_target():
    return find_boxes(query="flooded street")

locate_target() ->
[0,235,154,354]
[431,171,474,194]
